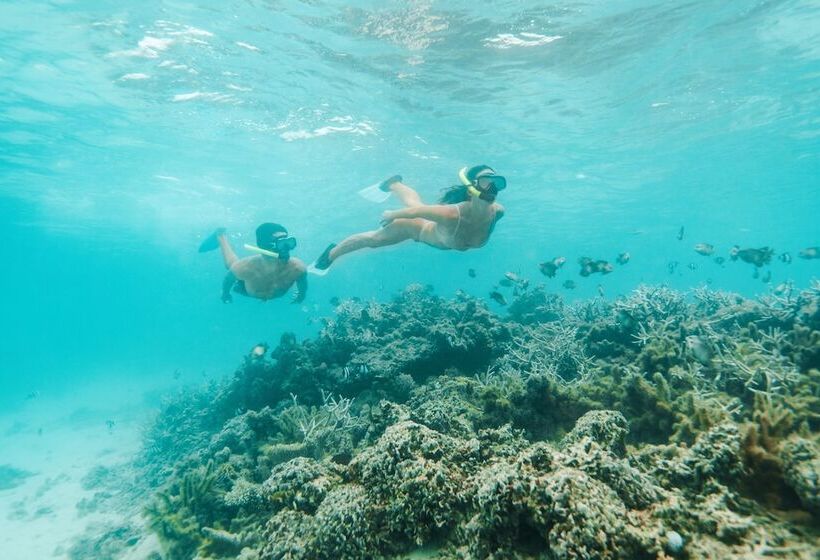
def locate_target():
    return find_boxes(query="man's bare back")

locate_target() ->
[231,256,306,300]
[198,223,308,304]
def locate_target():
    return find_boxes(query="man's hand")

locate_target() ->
[222,292,233,304]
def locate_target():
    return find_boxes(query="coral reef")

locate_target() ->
[139,283,820,559]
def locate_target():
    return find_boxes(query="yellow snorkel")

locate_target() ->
[459,166,483,198]
[244,244,280,258]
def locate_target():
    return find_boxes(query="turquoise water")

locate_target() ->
[0,2,818,554]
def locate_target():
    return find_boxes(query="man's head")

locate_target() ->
[459,164,507,202]
[256,223,296,260]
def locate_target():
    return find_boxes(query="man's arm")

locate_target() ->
[382,204,458,226]
[221,270,237,303]
[292,272,308,304]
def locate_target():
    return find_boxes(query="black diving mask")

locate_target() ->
[475,175,507,192]
[264,236,297,260]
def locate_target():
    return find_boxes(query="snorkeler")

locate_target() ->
[199,223,307,303]
[312,165,506,271]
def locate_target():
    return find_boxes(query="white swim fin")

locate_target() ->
[357,182,392,203]
[307,264,330,277]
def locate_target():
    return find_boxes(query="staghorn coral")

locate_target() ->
[141,283,820,560]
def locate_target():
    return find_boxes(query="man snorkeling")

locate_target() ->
[199,223,307,303]
[313,165,506,271]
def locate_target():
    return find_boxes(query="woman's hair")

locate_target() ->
[438,185,470,204]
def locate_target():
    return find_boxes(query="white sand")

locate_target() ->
[0,385,165,560]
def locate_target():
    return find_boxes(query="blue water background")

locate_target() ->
[1,0,818,413]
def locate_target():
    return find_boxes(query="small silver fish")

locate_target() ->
[693,243,714,256]
[685,336,713,365]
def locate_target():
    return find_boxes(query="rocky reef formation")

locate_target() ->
[140,282,820,559]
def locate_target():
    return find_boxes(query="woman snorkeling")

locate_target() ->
[312,164,506,271]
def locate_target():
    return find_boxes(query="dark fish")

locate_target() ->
[351,296,362,303]
[579,257,613,277]
[762,270,771,283]
[25,391,40,401]
[778,252,791,264]
[799,247,819,260]
[713,256,725,265]
[730,246,774,267]
[361,309,371,322]
[687,263,697,271]
[616,252,630,265]
[677,226,685,241]
[105,420,115,431]
[172,369,181,380]
[597,284,605,297]
[329,296,340,306]
[489,291,507,305]
[694,243,714,256]
[563,280,576,289]
[668,261,679,274]
[468,268,477,278]
[539,256,566,278]
[499,278,514,288]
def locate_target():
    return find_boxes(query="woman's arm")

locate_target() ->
[382,204,458,226]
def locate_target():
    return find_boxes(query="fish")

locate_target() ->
[499,278,514,288]
[687,263,697,271]
[468,268,477,278]
[752,268,759,279]
[773,282,792,296]
[538,256,566,278]
[25,391,40,401]
[778,252,792,264]
[799,247,819,260]
[562,280,576,289]
[685,335,713,365]
[597,284,605,297]
[251,343,268,357]
[172,369,181,380]
[729,245,774,267]
[579,257,613,277]
[694,243,714,256]
[489,291,508,305]
[504,272,520,282]
[677,226,685,241]
[761,270,771,283]
[343,366,352,379]
[668,261,679,274]
[358,364,369,375]
[105,420,115,431]
[713,256,725,266]
[616,252,630,265]
[329,296,340,306]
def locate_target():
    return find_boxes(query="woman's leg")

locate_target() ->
[329,219,427,262]
[390,181,424,207]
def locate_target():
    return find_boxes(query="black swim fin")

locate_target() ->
[314,243,336,270]
[198,228,226,253]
